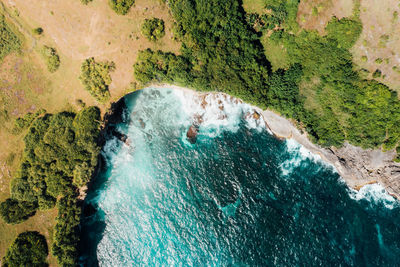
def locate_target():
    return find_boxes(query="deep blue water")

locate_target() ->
[80,87,400,266]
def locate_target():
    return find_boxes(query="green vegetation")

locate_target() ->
[0,198,37,225]
[41,46,60,73]
[373,69,382,78]
[109,0,135,15]
[134,0,400,158]
[2,231,48,267]
[12,109,46,134]
[141,18,165,41]
[81,0,93,4]
[361,55,368,62]
[325,17,362,49]
[0,107,101,266]
[80,57,115,102]
[33,27,43,35]
[0,15,21,61]
[375,58,383,64]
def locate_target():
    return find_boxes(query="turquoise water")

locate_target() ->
[80,87,400,266]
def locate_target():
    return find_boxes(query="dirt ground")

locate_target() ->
[5,0,181,103]
[0,0,181,265]
[297,0,354,34]
[351,0,400,94]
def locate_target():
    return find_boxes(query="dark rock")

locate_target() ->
[111,128,128,143]
[83,203,97,217]
[187,125,199,144]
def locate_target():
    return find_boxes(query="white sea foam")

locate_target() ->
[280,138,334,176]
[173,89,265,138]
[349,183,398,209]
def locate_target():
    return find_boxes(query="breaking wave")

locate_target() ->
[80,87,400,266]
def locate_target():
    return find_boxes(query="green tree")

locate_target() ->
[41,46,60,73]
[0,199,37,225]
[0,15,21,61]
[141,18,165,41]
[109,0,135,15]
[2,231,48,267]
[80,58,115,102]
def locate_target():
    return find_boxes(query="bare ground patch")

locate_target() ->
[5,0,181,102]
[351,0,400,94]
[297,0,354,34]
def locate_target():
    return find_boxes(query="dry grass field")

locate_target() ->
[351,0,400,94]
[0,0,180,264]
[2,0,400,264]
[297,0,354,33]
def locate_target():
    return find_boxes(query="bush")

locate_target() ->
[12,109,46,134]
[326,16,362,49]
[80,57,115,102]
[52,193,82,267]
[109,0,135,15]
[0,198,37,224]
[372,69,382,78]
[0,15,21,61]
[33,27,43,35]
[1,107,101,265]
[141,18,165,41]
[81,0,93,4]
[41,46,60,73]
[2,231,48,267]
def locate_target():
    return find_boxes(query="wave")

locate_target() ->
[173,89,265,138]
[349,183,398,209]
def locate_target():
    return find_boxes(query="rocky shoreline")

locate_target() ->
[102,84,400,200]
[261,110,400,199]
[149,84,400,199]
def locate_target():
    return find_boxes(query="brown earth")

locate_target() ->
[351,0,400,94]
[297,0,354,34]
[0,0,181,264]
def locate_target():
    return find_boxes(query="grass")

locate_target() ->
[261,34,291,71]
[0,0,182,264]
[242,0,266,14]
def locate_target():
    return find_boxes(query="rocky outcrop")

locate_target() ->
[261,109,400,199]
[329,144,400,198]
[187,125,199,144]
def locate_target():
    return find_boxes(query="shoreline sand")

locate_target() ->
[139,84,400,199]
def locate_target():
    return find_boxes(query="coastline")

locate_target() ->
[147,84,400,199]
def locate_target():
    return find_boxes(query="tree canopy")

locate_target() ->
[2,231,48,267]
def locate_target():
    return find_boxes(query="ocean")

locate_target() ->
[80,87,400,266]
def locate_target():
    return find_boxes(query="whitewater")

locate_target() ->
[80,87,400,266]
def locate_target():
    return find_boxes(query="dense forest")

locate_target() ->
[0,107,101,266]
[2,231,49,266]
[2,0,400,265]
[134,0,400,161]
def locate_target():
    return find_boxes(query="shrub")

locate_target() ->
[372,69,382,78]
[361,55,367,62]
[0,15,21,61]
[2,231,48,267]
[81,0,93,4]
[41,46,60,73]
[0,107,101,265]
[12,109,46,134]
[326,17,362,49]
[0,198,37,224]
[109,0,135,15]
[52,193,82,266]
[80,57,115,102]
[32,27,43,35]
[141,18,165,41]
[375,58,383,64]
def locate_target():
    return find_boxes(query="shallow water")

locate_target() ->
[80,87,400,266]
